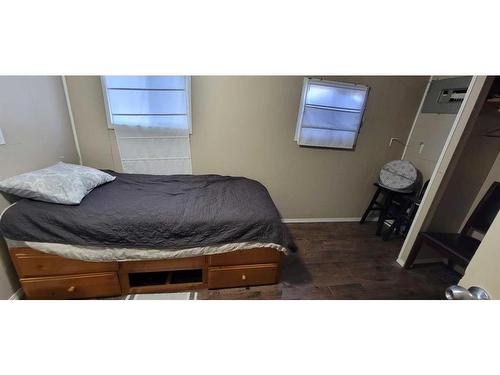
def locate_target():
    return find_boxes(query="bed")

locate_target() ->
[1,171,296,299]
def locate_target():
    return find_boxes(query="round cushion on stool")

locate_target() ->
[379,160,418,192]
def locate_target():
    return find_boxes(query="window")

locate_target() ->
[101,76,191,130]
[101,76,192,175]
[295,78,369,150]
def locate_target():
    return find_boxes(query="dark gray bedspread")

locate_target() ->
[0,172,296,252]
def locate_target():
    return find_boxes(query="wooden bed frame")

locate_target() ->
[9,247,282,299]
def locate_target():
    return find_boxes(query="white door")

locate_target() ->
[456,211,500,299]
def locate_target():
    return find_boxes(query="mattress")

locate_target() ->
[0,172,296,259]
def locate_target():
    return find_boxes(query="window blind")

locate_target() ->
[102,76,192,175]
[295,78,369,149]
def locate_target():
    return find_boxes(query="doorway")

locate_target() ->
[398,76,499,274]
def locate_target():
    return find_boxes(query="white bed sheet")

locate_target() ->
[5,238,288,262]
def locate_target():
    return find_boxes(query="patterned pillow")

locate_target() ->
[0,162,116,205]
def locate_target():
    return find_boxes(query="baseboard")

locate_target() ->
[282,217,378,223]
[282,217,361,223]
[8,288,24,300]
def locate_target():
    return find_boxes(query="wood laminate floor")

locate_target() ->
[197,222,460,300]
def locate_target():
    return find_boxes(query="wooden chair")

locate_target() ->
[404,181,500,269]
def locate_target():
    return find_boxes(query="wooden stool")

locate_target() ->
[382,180,429,241]
[360,183,414,236]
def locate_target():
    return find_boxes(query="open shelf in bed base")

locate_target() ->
[9,247,282,299]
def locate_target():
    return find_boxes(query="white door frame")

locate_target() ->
[397,76,491,266]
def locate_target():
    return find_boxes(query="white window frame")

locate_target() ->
[294,77,369,149]
[100,76,192,134]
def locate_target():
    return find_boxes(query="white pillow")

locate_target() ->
[0,162,116,205]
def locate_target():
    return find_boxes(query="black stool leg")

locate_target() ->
[376,190,393,236]
[382,219,398,241]
[382,198,410,241]
[402,205,418,237]
[360,187,381,224]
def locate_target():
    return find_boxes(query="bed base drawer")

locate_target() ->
[208,263,279,289]
[9,246,282,298]
[11,247,118,278]
[208,248,281,266]
[21,272,121,300]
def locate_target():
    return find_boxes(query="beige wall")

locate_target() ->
[190,76,428,218]
[402,78,459,182]
[65,77,122,171]
[67,76,428,219]
[0,76,79,299]
[403,113,458,181]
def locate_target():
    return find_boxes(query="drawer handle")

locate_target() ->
[241,274,246,280]
[67,286,76,293]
